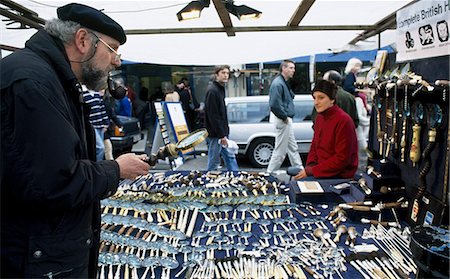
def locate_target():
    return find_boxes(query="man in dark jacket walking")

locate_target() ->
[0,3,150,278]
[204,65,238,171]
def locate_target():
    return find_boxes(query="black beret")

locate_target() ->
[57,3,126,45]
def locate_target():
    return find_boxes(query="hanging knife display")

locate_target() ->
[399,84,411,163]
[374,68,392,156]
[384,82,396,159]
[365,62,448,227]
[434,81,449,205]
[384,67,400,159]
[398,68,428,163]
[410,102,425,167]
[375,93,384,157]
[410,103,444,222]
[392,64,412,160]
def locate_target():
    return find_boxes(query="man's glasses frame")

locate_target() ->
[90,32,121,62]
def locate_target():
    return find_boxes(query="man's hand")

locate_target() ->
[294,169,307,180]
[115,153,151,179]
[220,137,228,146]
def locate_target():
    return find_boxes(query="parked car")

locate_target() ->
[111,115,143,156]
[226,95,314,167]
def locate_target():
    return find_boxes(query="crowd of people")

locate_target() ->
[0,1,371,276]
[201,58,370,179]
[271,58,370,180]
[59,52,370,177]
[62,53,369,177]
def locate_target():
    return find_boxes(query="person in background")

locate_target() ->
[311,70,359,129]
[176,78,198,131]
[323,70,368,175]
[129,85,148,128]
[353,84,370,175]
[343,57,362,95]
[139,86,149,101]
[116,89,132,117]
[295,80,358,180]
[343,57,370,113]
[204,65,239,171]
[266,60,304,174]
[83,87,109,161]
[0,3,150,278]
[103,90,123,160]
[195,101,206,129]
[162,81,180,102]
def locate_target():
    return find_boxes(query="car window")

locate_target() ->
[227,102,270,123]
[293,100,314,122]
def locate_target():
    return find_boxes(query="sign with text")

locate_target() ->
[396,0,450,62]
[165,102,193,155]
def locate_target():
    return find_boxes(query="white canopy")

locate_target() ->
[1,0,412,65]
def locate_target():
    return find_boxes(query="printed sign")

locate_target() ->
[424,211,435,225]
[396,0,450,61]
[165,102,193,155]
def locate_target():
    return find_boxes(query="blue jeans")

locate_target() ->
[94,128,105,161]
[206,137,239,171]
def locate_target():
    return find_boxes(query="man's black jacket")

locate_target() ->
[204,81,229,138]
[0,30,120,278]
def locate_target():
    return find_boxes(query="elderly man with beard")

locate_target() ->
[0,3,150,278]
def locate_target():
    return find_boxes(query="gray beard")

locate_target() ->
[81,60,108,91]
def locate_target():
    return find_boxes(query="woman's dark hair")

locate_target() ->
[312,79,337,100]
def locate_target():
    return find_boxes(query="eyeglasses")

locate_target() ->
[91,32,121,63]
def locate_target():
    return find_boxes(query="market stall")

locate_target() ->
[96,170,428,279]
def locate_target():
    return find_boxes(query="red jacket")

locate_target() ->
[306,105,358,178]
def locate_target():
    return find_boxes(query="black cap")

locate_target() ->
[57,3,126,45]
[312,80,337,100]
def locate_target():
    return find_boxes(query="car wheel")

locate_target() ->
[248,138,274,168]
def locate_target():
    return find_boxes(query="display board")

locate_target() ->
[164,102,194,155]
[372,50,388,76]
[154,102,172,147]
[396,0,450,62]
[151,102,175,169]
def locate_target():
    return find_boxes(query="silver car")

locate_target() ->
[226,95,314,167]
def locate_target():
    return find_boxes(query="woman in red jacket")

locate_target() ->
[295,80,358,180]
